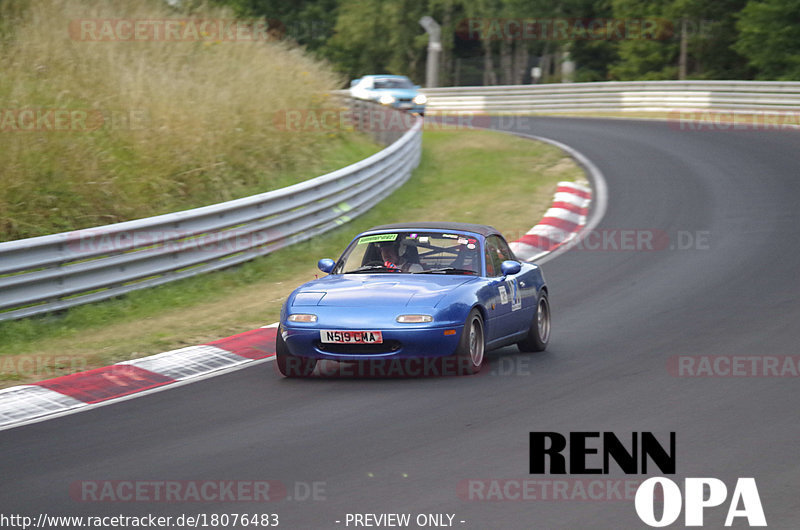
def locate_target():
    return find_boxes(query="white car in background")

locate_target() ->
[349,75,426,115]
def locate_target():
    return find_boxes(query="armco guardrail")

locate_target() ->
[5,81,793,322]
[421,80,800,113]
[0,102,421,322]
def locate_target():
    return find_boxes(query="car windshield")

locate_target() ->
[334,232,481,275]
[373,78,414,89]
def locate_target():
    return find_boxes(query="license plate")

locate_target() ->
[399,103,413,109]
[320,330,383,344]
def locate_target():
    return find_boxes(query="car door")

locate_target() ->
[481,236,512,340]
[486,235,529,338]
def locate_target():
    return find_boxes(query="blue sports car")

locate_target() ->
[276,222,550,377]
[349,75,427,115]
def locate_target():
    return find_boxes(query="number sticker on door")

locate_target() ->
[508,278,522,311]
[498,285,509,305]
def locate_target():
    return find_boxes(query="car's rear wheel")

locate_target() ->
[276,326,317,377]
[452,309,485,375]
[517,290,550,352]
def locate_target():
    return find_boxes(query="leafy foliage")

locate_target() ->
[210,0,799,82]
[735,0,800,79]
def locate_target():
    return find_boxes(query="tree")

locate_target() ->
[735,0,800,79]
[216,0,339,54]
[324,0,428,83]
[608,0,679,80]
[671,0,752,80]
[208,0,785,83]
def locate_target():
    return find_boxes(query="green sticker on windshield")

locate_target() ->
[358,233,398,244]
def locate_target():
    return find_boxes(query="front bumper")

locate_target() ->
[380,99,425,114]
[394,102,425,114]
[281,324,462,361]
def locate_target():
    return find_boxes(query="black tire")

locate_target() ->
[517,290,550,352]
[275,326,317,377]
[452,309,486,375]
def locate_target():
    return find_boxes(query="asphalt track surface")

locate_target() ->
[2,117,799,529]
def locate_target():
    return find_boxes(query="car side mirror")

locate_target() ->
[318,258,335,273]
[350,79,359,87]
[500,260,521,277]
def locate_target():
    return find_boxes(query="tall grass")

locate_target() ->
[0,0,361,241]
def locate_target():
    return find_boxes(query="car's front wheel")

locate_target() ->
[276,326,317,377]
[452,309,485,375]
[517,290,550,352]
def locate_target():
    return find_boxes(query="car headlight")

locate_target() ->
[379,94,396,105]
[288,313,318,323]
[396,314,433,323]
[413,94,427,105]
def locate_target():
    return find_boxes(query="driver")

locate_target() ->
[378,241,423,272]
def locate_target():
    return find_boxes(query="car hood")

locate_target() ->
[291,274,476,308]
[370,88,419,99]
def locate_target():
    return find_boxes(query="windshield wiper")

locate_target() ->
[414,267,477,275]
[344,265,401,274]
